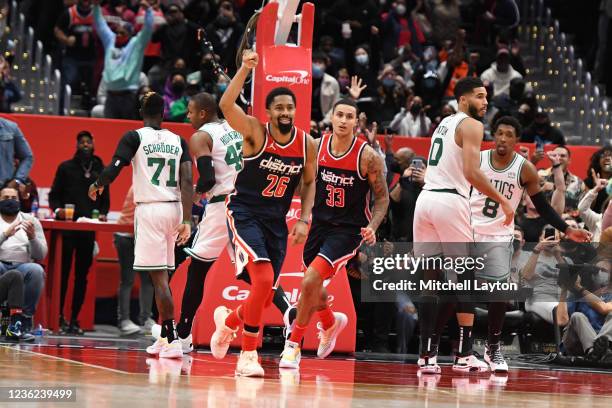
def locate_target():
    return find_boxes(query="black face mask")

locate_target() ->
[0,199,20,216]
[410,104,422,115]
[512,240,521,252]
[171,81,186,94]
[216,15,231,27]
[278,118,293,135]
[76,148,93,161]
[390,160,402,174]
[535,123,549,133]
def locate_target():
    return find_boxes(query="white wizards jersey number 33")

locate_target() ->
[133,127,184,203]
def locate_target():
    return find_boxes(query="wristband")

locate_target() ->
[552,163,562,169]
[182,220,191,225]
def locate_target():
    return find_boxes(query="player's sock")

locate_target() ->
[457,325,474,357]
[177,259,214,338]
[225,305,243,330]
[242,262,274,330]
[242,324,259,351]
[272,285,291,315]
[418,295,439,356]
[289,324,307,344]
[318,306,336,331]
[487,302,506,345]
[162,319,178,342]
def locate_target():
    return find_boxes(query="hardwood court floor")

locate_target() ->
[1,342,611,407]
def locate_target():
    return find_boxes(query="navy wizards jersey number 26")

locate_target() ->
[228,124,306,219]
[312,134,371,227]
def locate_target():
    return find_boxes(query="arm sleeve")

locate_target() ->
[28,217,48,261]
[530,191,569,233]
[12,125,33,182]
[179,138,192,163]
[96,131,140,186]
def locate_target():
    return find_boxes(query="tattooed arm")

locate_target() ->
[361,144,389,244]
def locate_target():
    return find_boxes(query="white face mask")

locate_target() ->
[596,271,610,287]
[396,4,407,15]
[355,54,369,65]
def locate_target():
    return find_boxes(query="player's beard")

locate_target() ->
[277,117,293,134]
[467,103,483,120]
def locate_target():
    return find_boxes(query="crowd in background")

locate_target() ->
[0,1,611,359]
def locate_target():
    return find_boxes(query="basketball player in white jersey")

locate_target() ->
[413,77,514,374]
[469,116,591,372]
[88,92,193,359]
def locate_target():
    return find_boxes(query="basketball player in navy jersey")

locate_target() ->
[279,98,389,369]
[209,50,317,377]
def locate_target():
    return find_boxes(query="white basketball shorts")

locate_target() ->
[134,201,182,271]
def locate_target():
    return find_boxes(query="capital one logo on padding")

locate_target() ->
[265,70,311,85]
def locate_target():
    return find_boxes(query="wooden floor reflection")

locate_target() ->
[1,344,611,407]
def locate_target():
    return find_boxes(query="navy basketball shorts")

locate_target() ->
[226,206,287,286]
[302,221,363,280]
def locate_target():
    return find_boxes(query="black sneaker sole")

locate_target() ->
[588,337,609,362]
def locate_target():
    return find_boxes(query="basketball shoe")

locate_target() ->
[484,342,508,373]
[316,312,347,358]
[210,306,237,359]
[151,324,193,354]
[235,350,264,377]
[279,340,301,369]
[452,353,489,373]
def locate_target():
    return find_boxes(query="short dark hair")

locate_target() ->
[76,130,93,142]
[312,50,327,63]
[493,116,522,138]
[454,77,485,101]
[191,92,217,115]
[332,98,358,114]
[555,145,571,158]
[265,87,296,109]
[141,91,164,118]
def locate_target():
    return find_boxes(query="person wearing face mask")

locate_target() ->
[584,147,612,212]
[205,0,245,76]
[346,29,382,119]
[381,0,426,61]
[521,111,566,146]
[93,0,154,119]
[311,51,340,128]
[152,3,201,73]
[48,131,110,335]
[480,48,523,98]
[556,259,612,363]
[0,187,47,337]
[389,95,431,137]
[163,71,187,119]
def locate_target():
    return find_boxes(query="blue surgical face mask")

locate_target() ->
[217,83,228,93]
[0,199,20,216]
[312,63,324,79]
[382,78,395,89]
[355,54,369,65]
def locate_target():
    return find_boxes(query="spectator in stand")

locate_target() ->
[54,0,97,109]
[152,3,201,74]
[311,51,340,128]
[376,65,407,125]
[319,35,345,76]
[578,173,611,242]
[437,29,477,101]
[184,0,217,29]
[429,0,461,47]
[327,0,380,46]
[480,48,523,97]
[389,95,431,137]
[93,0,154,119]
[49,130,110,335]
[134,0,166,73]
[0,55,21,113]
[0,186,47,333]
[521,111,566,146]
[206,0,245,75]
[0,118,33,195]
[114,187,155,336]
[162,70,187,120]
[544,146,585,214]
[496,30,527,76]
[428,103,456,136]
[91,72,150,118]
[584,147,612,212]
[474,0,520,46]
[187,52,221,95]
[380,0,426,61]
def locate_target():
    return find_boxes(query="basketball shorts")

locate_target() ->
[472,233,513,282]
[302,222,363,280]
[413,190,474,258]
[184,201,231,262]
[226,205,287,285]
[134,201,181,271]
